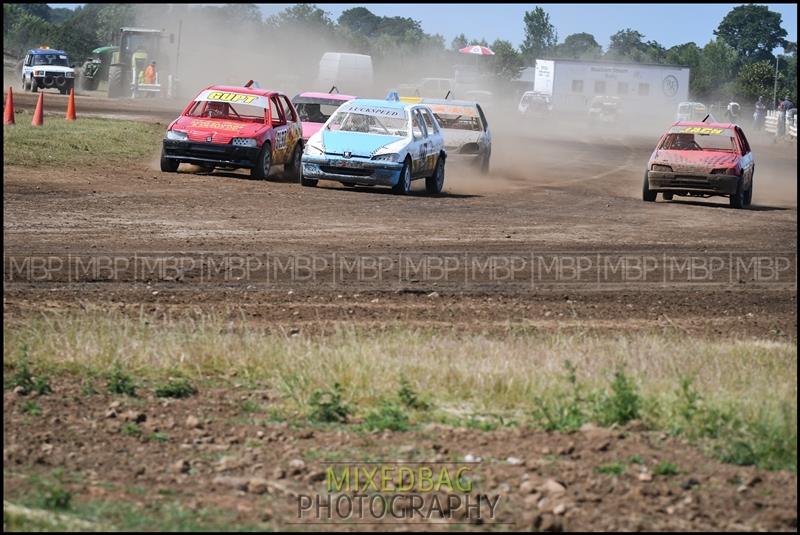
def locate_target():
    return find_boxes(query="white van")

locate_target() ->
[316,52,373,95]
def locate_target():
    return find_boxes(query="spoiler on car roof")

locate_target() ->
[243,80,261,89]
[329,85,339,94]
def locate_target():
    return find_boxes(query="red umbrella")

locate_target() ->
[459,45,495,56]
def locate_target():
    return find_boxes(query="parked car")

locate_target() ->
[422,98,491,174]
[643,122,755,209]
[301,98,447,194]
[160,84,303,180]
[292,91,357,142]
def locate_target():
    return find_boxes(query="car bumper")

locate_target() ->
[648,171,740,195]
[446,148,486,166]
[162,140,260,169]
[301,155,403,186]
[33,76,73,89]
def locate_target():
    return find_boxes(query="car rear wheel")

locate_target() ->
[392,159,412,195]
[426,156,445,194]
[642,170,657,202]
[284,143,302,182]
[251,143,272,180]
[662,192,673,201]
[160,149,179,173]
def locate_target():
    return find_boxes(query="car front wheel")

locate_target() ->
[642,170,657,202]
[392,159,412,195]
[251,143,272,180]
[160,149,179,173]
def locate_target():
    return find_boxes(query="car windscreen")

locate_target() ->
[185,100,265,121]
[428,106,482,132]
[661,127,736,151]
[33,54,69,67]
[294,101,343,123]
[326,107,408,137]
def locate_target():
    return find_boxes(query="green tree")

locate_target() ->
[693,38,738,99]
[520,7,557,66]
[715,4,788,62]
[451,33,468,51]
[490,39,524,80]
[736,60,782,103]
[338,6,380,37]
[19,3,52,21]
[555,32,602,59]
[266,3,333,32]
[606,28,665,63]
[665,42,703,96]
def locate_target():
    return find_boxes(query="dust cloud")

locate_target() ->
[129,5,794,204]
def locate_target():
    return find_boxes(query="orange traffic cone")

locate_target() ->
[66,87,76,121]
[3,87,14,125]
[31,92,44,126]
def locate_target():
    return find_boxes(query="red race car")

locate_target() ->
[161,83,303,180]
[643,122,755,209]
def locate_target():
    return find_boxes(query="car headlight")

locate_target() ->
[33,70,43,76]
[651,164,673,172]
[711,167,739,176]
[65,72,75,78]
[305,144,324,156]
[231,137,257,147]
[373,153,401,162]
[165,130,188,141]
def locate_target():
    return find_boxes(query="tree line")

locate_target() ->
[4,3,796,105]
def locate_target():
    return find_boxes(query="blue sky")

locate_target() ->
[51,3,798,52]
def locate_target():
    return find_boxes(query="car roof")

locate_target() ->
[30,49,67,55]
[345,99,413,111]
[203,85,282,98]
[672,121,737,129]
[297,92,357,101]
[420,98,479,108]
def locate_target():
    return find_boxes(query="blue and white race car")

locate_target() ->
[300,98,447,194]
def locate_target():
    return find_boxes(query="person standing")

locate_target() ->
[144,61,156,85]
[753,96,766,131]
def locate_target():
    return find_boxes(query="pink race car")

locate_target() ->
[643,121,755,209]
[291,91,357,142]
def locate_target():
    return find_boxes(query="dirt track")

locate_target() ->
[3,95,797,336]
[3,95,797,530]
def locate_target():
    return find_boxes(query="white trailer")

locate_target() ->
[534,58,689,120]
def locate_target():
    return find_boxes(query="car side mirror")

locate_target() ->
[70,64,75,69]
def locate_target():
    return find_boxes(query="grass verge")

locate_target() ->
[4,310,797,471]
[3,115,163,167]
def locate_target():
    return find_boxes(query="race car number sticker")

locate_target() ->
[275,129,287,150]
[195,90,268,108]
[681,127,724,135]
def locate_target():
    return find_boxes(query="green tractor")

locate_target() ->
[101,27,173,98]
